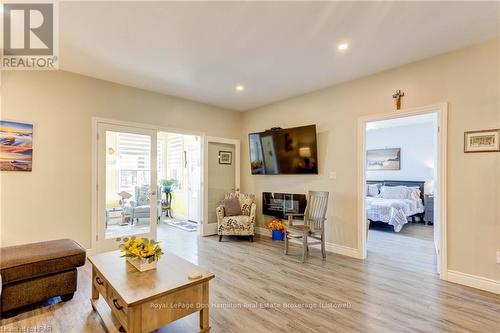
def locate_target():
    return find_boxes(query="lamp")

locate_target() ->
[299,147,312,158]
[299,147,312,169]
[424,167,435,194]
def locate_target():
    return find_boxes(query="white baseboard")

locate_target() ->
[447,270,500,295]
[255,227,362,259]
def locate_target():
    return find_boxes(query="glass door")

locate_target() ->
[96,122,157,252]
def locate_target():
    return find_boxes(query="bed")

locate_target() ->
[366,180,425,232]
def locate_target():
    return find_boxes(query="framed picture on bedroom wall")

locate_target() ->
[464,129,500,153]
[366,148,401,171]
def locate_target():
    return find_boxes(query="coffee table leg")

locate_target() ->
[91,267,99,310]
[199,282,210,332]
[200,307,209,332]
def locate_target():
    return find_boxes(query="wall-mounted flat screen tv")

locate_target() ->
[248,125,318,175]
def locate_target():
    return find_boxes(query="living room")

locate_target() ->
[1,2,500,332]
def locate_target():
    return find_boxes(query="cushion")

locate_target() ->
[367,184,381,197]
[218,215,253,236]
[379,186,421,200]
[221,196,242,216]
[0,239,86,284]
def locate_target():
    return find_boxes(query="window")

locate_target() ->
[117,133,151,193]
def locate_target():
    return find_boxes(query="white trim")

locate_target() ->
[92,117,204,137]
[447,270,500,295]
[255,227,362,259]
[357,103,448,279]
[202,136,241,236]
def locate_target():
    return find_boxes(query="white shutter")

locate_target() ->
[167,134,184,189]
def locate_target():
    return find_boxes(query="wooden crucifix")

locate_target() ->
[392,90,405,110]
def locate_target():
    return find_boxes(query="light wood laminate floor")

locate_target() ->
[1,224,500,333]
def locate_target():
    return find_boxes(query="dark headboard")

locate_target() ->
[367,180,425,203]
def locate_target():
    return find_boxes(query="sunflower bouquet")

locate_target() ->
[116,236,164,264]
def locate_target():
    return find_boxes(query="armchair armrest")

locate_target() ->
[284,213,304,227]
[216,205,225,224]
[249,203,257,225]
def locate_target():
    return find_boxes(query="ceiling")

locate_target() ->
[59,2,500,111]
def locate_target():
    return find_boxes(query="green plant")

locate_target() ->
[159,179,177,187]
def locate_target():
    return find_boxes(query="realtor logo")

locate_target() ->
[2,2,58,69]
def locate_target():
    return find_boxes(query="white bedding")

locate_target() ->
[366,197,424,232]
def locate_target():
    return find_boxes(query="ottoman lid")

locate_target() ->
[0,239,86,284]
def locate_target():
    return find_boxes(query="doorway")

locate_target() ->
[157,131,202,233]
[202,137,240,236]
[357,104,448,278]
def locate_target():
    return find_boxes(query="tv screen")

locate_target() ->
[248,125,318,175]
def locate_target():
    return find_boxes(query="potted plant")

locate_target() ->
[159,179,177,194]
[116,236,164,272]
[266,217,286,241]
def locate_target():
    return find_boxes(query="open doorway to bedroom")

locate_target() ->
[359,105,447,277]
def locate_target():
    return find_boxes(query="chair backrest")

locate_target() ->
[134,185,151,206]
[304,191,329,231]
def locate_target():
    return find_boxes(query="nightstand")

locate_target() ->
[424,194,434,225]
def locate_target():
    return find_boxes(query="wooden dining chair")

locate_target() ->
[284,191,329,262]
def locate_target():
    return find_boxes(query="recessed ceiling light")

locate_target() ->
[235,85,245,92]
[337,43,349,51]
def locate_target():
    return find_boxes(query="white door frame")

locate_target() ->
[357,103,448,279]
[202,136,240,236]
[91,117,205,253]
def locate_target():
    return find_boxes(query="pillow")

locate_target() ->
[379,186,421,200]
[367,184,381,197]
[379,186,410,199]
[408,187,421,201]
[221,196,242,216]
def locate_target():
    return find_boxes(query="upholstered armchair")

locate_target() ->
[217,192,256,242]
[127,185,161,224]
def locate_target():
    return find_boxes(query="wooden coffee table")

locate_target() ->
[88,251,215,333]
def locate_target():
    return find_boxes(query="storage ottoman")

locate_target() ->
[0,239,86,314]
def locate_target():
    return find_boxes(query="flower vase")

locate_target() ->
[127,257,157,272]
[271,230,284,241]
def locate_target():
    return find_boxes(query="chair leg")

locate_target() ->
[302,234,308,263]
[321,235,326,260]
[219,235,222,242]
[249,236,254,242]
[284,233,289,255]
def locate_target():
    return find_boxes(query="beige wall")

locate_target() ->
[241,38,500,281]
[0,70,242,248]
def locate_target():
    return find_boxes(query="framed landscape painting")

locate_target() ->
[464,129,500,153]
[367,148,401,171]
[0,120,33,171]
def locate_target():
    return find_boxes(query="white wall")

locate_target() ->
[366,121,436,185]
